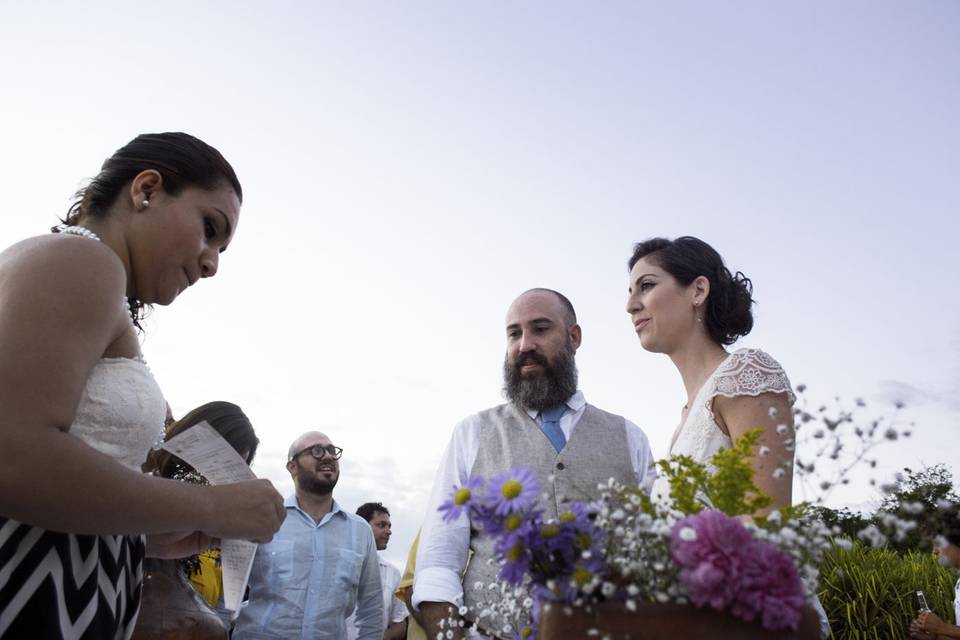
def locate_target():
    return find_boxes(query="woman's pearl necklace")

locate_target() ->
[59,225,102,242]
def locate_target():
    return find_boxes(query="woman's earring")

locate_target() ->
[141,199,150,208]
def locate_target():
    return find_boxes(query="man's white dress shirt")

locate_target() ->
[347,554,409,639]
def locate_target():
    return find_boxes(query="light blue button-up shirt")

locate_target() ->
[233,495,383,640]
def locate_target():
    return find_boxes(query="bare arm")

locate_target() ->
[420,602,464,640]
[402,587,426,628]
[918,611,960,639]
[383,619,407,640]
[714,391,794,514]
[0,237,283,540]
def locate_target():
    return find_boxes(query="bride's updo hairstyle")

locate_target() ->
[55,132,243,324]
[628,236,754,346]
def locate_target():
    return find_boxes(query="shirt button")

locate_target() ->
[556,462,565,470]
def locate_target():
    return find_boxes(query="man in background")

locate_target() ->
[234,432,383,639]
[348,502,408,640]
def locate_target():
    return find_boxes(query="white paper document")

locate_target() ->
[161,421,256,484]
[161,421,259,611]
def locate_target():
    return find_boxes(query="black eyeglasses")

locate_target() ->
[290,444,343,461]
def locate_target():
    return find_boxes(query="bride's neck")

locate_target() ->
[78,213,135,297]
[669,335,729,407]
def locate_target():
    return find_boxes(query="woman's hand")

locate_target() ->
[200,479,286,543]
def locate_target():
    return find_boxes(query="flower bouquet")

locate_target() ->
[440,431,827,639]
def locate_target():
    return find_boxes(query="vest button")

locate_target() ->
[556,462,565,470]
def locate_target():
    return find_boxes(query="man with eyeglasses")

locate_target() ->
[234,432,384,640]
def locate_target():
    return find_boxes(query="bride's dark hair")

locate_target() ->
[628,236,754,346]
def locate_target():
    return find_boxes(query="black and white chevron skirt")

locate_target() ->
[0,517,144,639]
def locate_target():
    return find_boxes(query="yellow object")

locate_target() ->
[396,531,427,640]
[189,549,223,608]
[397,530,472,640]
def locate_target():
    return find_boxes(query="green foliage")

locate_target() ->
[811,505,872,540]
[878,464,960,553]
[879,465,958,513]
[657,429,771,516]
[814,465,959,555]
[819,542,957,640]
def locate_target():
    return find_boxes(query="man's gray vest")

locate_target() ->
[462,402,635,636]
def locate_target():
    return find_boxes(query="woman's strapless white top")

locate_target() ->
[69,355,167,471]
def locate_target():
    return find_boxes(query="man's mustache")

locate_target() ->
[514,352,548,369]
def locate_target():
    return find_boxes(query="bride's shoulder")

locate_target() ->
[722,348,788,373]
[713,347,795,403]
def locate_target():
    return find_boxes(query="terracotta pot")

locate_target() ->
[131,559,228,640]
[536,601,821,640]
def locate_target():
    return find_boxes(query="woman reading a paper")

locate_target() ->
[0,133,284,639]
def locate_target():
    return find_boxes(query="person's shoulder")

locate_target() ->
[381,558,402,578]
[474,402,513,421]
[454,403,513,434]
[582,402,626,424]
[1,235,126,308]
[343,510,372,527]
[0,235,129,342]
[4,233,124,279]
[714,348,795,404]
[723,347,788,373]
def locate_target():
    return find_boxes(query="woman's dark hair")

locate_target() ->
[54,132,242,325]
[151,401,259,480]
[627,236,754,346]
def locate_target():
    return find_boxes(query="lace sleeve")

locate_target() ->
[711,348,796,406]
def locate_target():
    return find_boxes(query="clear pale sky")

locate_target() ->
[1,1,957,567]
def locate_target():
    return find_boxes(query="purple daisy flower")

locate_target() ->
[486,467,540,516]
[438,476,485,523]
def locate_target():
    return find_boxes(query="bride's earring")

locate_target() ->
[694,299,702,323]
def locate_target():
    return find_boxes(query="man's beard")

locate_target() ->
[296,464,339,496]
[503,341,578,412]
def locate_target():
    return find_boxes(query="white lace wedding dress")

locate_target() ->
[0,300,167,640]
[651,347,829,638]
[663,347,795,477]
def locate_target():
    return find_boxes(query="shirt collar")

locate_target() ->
[524,389,585,420]
[285,494,343,523]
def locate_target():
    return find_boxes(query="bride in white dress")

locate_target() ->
[625,236,796,514]
[0,133,285,639]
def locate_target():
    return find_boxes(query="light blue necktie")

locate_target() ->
[538,405,567,453]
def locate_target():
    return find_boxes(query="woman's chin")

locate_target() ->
[638,334,663,354]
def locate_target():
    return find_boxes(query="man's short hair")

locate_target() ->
[356,502,390,522]
[522,288,577,326]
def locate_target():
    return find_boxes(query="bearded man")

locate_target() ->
[234,432,383,640]
[412,288,656,639]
